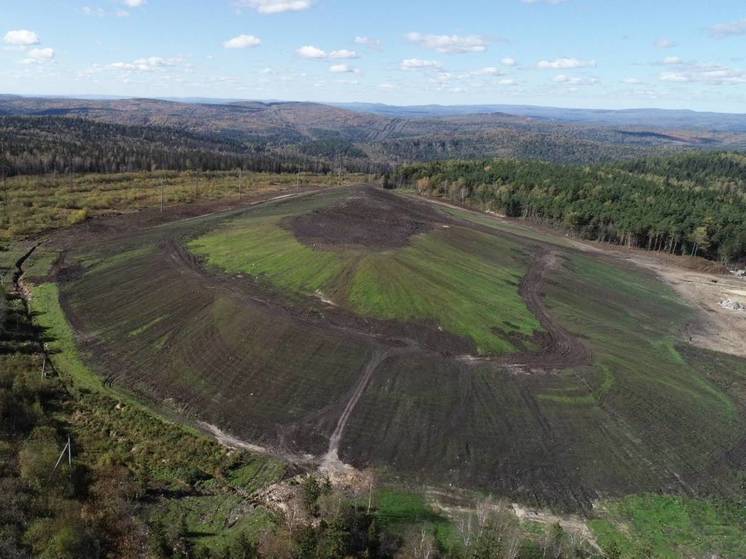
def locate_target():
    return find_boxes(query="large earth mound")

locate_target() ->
[287,187,446,249]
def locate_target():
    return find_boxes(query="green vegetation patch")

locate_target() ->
[190,216,346,294]
[348,228,538,354]
[591,494,746,559]
[31,282,103,392]
[190,211,539,355]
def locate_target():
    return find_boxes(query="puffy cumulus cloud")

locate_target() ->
[553,74,599,85]
[234,0,312,14]
[537,57,595,69]
[655,37,676,49]
[406,32,489,54]
[21,47,55,64]
[329,63,359,73]
[662,56,683,65]
[223,34,261,49]
[296,46,357,59]
[709,18,746,39]
[109,56,185,72]
[296,45,326,59]
[354,36,382,50]
[659,62,746,85]
[3,29,40,46]
[501,57,517,66]
[400,58,441,70]
[122,0,146,6]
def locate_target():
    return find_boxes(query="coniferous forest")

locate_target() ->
[393,153,746,262]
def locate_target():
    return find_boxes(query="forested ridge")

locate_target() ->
[393,152,746,262]
[0,117,384,177]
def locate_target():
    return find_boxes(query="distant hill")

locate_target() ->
[334,102,746,133]
[2,95,746,170]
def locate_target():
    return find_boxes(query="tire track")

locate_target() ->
[321,349,391,472]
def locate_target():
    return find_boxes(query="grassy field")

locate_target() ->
[190,213,539,355]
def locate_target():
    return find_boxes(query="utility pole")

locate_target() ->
[160,180,164,213]
[52,435,73,477]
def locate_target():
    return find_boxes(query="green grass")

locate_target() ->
[31,283,103,392]
[591,495,746,559]
[191,216,540,355]
[190,216,346,294]
[374,489,460,552]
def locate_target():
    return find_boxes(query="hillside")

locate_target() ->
[3,96,746,170]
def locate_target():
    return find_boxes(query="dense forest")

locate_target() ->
[392,152,746,262]
[0,117,385,177]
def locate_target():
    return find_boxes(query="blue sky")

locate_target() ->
[2,0,746,111]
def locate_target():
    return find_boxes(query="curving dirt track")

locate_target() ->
[494,249,591,373]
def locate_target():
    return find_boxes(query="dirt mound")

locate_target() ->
[287,187,446,249]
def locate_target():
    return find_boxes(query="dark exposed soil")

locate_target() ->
[286,186,448,249]
[494,249,591,372]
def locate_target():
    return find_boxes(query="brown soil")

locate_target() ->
[286,186,447,249]
[495,250,591,372]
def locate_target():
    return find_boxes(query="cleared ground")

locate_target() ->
[35,185,746,511]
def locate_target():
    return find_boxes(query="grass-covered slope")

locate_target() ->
[190,211,539,355]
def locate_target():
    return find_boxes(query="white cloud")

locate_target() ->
[472,66,502,76]
[82,6,106,16]
[537,57,595,69]
[378,82,397,90]
[553,74,598,85]
[406,32,489,54]
[22,47,55,64]
[296,46,357,60]
[501,57,517,66]
[659,72,689,83]
[400,58,441,70]
[662,56,682,65]
[354,36,382,50]
[122,0,146,6]
[329,63,358,73]
[499,78,517,85]
[234,0,312,14]
[659,62,746,85]
[655,38,675,49]
[329,49,358,59]
[109,56,184,72]
[223,34,261,49]
[709,19,746,39]
[296,45,327,59]
[3,29,40,47]
[623,78,642,84]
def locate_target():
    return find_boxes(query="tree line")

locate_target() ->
[392,153,746,262]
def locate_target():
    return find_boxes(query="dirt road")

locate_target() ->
[321,349,391,473]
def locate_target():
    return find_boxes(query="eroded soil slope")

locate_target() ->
[44,186,746,511]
